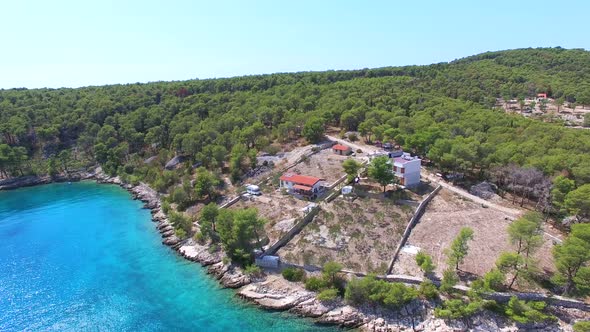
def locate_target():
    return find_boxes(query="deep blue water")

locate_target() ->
[0,182,334,331]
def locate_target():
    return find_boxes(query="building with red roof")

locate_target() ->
[537,93,548,100]
[332,144,352,155]
[279,173,325,199]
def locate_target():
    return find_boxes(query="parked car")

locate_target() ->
[246,184,262,195]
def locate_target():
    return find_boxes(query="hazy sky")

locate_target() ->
[1,0,588,89]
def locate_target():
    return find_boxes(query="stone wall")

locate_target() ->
[386,185,442,274]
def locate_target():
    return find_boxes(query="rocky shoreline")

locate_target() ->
[0,171,578,331]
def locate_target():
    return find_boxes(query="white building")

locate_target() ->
[392,153,421,188]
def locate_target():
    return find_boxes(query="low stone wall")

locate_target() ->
[219,195,242,209]
[386,185,442,274]
[264,206,321,256]
[483,292,590,311]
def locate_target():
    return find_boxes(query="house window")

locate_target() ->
[400,167,405,174]
[393,166,397,172]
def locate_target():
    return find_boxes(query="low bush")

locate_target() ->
[418,280,439,300]
[574,321,590,332]
[435,298,485,320]
[504,297,555,324]
[244,265,263,277]
[282,267,306,282]
[305,276,328,292]
[317,288,339,302]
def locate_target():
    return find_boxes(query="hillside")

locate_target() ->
[1,47,589,181]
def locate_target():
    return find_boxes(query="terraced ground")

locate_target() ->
[278,193,416,274]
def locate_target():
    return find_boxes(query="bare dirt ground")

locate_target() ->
[229,191,310,245]
[288,149,348,185]
[393,189,556,286]
[278,194,415,274]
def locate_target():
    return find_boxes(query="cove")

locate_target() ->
[0,182,336,331]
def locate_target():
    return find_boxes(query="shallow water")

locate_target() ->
[0,182,336,331]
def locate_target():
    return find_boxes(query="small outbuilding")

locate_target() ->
[255,255,280,268]
[332,144,352,155]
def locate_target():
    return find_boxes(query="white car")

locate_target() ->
[245,184,262,196]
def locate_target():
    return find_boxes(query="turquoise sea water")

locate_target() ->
[0,182,335,331]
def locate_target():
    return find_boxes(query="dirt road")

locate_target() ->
[325,135,380,161]
[421,171,522,216]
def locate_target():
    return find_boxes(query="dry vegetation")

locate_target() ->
[229,191,310,245]
[393,189,556,287]
[289,149,348,184]
[278,195,414,274]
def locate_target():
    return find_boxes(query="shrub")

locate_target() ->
[305,276,328,292]
[261,144,279,156]
[244,265,263,277]
[347,133,358,141]
[317,288,339,302]
[161,201,171,214]
[483,269,506,291]
[435,298,485,320]
[440,269,459,293]
[504,296,555,324]
[345,275,375,305]
[175,228,187,239]
[282,267,306,282]
[415,251,436,275]
[169,211,192,234]
[356,149,362,153]
[345,275,418,309]
[574,321,590,332]
[418,280,439,300]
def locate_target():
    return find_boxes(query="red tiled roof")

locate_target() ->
[332,144,351,151]
[280,174,323,186]
[293,184,313,191]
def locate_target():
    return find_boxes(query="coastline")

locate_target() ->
[0,170,576,331]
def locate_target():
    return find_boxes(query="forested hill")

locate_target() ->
[1,47,590,190]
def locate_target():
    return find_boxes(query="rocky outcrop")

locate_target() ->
[178,240,223,266]
[0,170,93,190]
[318,305,366,328]
[239,278,316,311]
[206,262,251,288]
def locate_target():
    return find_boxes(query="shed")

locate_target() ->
[255,255,280,268]
[332,144,352,155]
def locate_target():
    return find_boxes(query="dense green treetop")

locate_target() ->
[1,47,589,194]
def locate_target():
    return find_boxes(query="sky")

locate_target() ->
[1,0,588,89]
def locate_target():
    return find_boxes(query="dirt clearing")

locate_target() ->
[393,189,556,284]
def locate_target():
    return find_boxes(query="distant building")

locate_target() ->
[537,93,548,100]
[280,173,325,199]
[332,144,352,155]
[392,153,421,188]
